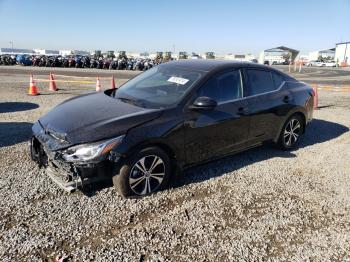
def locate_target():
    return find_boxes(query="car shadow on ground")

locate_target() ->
[82,118,348,197]
[0,122,33,147]
[0,102,39,113]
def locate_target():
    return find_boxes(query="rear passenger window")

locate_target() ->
[272,72,285,89]
[246,69,275,96]
[198,70,242,103]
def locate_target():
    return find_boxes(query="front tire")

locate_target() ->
[113,147,172,198]
[278,114,304,150]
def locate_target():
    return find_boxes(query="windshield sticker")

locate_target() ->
[167,76,189,85]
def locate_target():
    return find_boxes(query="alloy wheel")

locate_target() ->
[129,155,165,195]
[283,118,301,146]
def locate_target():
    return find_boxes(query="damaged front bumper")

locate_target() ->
[29,122,121,193]
[46,158,82,193]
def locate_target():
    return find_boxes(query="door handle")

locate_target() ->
[283,96,290,103]
[238,107,249,115]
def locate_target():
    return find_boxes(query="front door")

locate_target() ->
[184,69,250,164]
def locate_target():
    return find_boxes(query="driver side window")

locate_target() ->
[197,70,242,103]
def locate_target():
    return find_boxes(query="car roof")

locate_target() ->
[161,59,270,72]
[160,59,296,81]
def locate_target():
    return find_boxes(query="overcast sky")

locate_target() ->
[0,0,349,55]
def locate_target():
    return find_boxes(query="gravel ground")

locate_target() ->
[0,71,350,261]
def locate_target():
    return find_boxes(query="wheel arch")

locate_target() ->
[273,110,307,143]
[293,112,306,133]
[122,140,179,171]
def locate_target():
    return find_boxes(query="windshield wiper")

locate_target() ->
[117,97,145,107]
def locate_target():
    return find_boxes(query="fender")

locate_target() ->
[112,109,185,169]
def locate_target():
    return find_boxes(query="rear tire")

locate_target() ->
[278,114,304,150]
[112,147,172,198]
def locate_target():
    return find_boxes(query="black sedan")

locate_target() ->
[30,60,314,197]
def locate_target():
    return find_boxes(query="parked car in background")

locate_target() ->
[272,61,290,65]
[307,60,324,67]
[30,60,314,197]
[324,61,337,67]
[306,60,336,67]
[16,55,32,66]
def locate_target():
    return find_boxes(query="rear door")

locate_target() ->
[184,68,250,164]
[242,68,290,145]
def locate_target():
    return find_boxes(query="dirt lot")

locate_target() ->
[0,66,350,261]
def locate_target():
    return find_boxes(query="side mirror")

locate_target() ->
[190,96,217,110]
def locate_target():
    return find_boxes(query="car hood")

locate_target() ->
[38,91,162,147]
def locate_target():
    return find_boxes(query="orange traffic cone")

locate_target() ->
[28,74,39,95]
[111,76,116,89]
[49,72,58,91]
[96,77,102,92]
[312,85,318,109]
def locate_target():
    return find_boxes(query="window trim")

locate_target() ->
[242,68,286,99]
[271,71,286,90]
[185,67,291,110]
[196,68,244,105]
[216,69,245,105]
[239,69,244,98]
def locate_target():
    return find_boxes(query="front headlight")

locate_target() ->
[62,135,125,162]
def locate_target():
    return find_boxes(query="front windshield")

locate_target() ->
[113,65,203,108]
